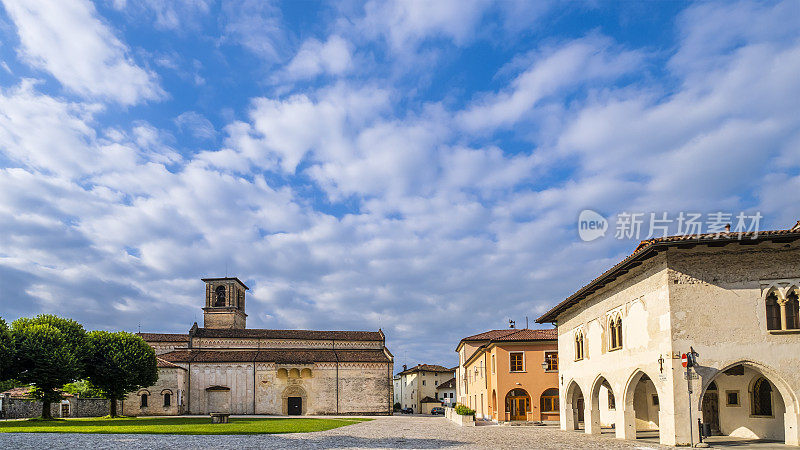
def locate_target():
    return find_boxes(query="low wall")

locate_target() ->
[444,406,475,427]
[1,395,121,419]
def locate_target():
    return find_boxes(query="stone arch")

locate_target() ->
[564,379,585,431]
[289,368,301,379]
[697,360,797,414]
[282,385,308,415]
[587,375,616,434]
[276,368,288,379]
[620,369,661,441]
[300,368,313,378]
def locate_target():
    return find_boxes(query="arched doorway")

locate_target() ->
[282,385,308,415]
[588,376,616,434]
[505,388,530,421]
[698,362,796,444]
[622,371,660,441]
[565,381,585,431]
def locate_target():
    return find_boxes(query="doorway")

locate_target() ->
[702,381,720,435]
[505,388,530,421]
[288,396,302,415]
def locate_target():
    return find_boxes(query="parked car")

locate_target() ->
[400,408,414,414]
[430,407,444,415]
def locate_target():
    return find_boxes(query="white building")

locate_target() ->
[536,222,800,446]
[395,364,455,413]
[436,377,456,407]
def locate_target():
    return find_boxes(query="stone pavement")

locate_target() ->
[0,415,684,449]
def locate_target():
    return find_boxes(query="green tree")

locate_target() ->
[62,379,104,398]
[84,331,157,417]
[11,315,87,419]
[0,317,13,381]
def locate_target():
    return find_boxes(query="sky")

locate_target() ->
[0,0,798,369]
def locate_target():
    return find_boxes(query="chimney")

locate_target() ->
[403,364,407,371]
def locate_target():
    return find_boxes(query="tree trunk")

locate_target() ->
[109,397,117,417]
[41,399,52,420]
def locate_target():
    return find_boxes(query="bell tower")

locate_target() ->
[201,277,248,329]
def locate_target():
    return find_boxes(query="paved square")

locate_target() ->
[0,415,673,449]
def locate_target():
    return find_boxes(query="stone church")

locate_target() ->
[122,277,394,416]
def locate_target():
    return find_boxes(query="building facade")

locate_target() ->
[394,364,455,413]
[436,377,456,407]
[127,277,394,416]
[537,222,800,446]
[455,328,559,422]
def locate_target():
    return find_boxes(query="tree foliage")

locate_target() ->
[0,317,13,381]
[84,331,158,417]
[62,379,104,398]
[11,315,87,419]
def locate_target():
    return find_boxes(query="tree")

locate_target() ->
[0,317,13,381]
[84,331,157,417]
[11,315,87,419]
[62,379,104,398]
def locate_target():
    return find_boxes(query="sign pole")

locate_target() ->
[687,362,694,448]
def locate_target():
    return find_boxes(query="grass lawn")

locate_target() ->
[0,416,371,435]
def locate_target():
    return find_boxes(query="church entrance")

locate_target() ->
[288,397,302,415]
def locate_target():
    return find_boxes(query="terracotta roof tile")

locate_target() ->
[156,357,186,369]
[159,348,391,364]
[191,328,383,341]
[397,364,455,376]
[536,222,800,324]
[436,377,456,390]
[460,328,557,343]
[138,333,190,342]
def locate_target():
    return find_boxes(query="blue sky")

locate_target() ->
[0,0,798,368]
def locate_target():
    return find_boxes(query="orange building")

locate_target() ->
[455,328,559,422]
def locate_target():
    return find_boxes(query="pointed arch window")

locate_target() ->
[786,290,799,330]
[608,314,623,351]
[574,330,584,361]
[751,377,773,416]
[765,292,781,330]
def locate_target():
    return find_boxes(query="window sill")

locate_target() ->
[544,370,558,373]
[750,414,775,419]
[509,371,527,373]
[608,347,622,352]
[574,358,584,362]
[768,329,800,334]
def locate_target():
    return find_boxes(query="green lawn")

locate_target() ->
[0,416,371,435]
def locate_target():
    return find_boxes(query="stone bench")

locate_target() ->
[210,412,230,424]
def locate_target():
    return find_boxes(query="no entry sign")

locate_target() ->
[681,353,688,367]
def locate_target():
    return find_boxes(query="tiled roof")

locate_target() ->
[436,377,456,390]
[159,348,391,364]
[396,364,455,376]
[191,327,384,341]
[0,386,73,398]
[156,357,186,369]
[536,222,800,324]
[138,333,190,342]
[461,328,557,342]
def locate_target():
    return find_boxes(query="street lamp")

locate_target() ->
[541,361,549,370]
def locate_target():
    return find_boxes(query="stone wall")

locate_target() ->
[1,396,121,419]
[122,367,187,416]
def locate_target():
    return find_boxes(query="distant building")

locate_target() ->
[536,222,800,446]
[395,364,456,413]
[455,328,559,422]
[436,377,456,407]
[131,276,394,416]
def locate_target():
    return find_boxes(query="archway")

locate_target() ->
[540,388,559,422]
[621,370,660,442]
[505,388,530,421]
[565,380,585,431]
[698,361,797,445]
[588,376,616,434]
[282,385,308,415]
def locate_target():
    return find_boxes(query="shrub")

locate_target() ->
[393,402,401,411]
[455,403,475,416]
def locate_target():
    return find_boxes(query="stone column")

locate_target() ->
[785,410,800,446]
[584,406,601,434]
[561,400,574,431]
[616,405,636,440]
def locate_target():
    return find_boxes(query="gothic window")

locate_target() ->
[608,314,623,351]
[786,291,799,330]
[574,331,584,361]
[214,285,226,307]
[766,292,781,330]
[140,393,148,408]
[751,377,773,416]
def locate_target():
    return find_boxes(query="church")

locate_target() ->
[123,277,394,416]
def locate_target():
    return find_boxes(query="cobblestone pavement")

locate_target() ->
[0,415,673,449]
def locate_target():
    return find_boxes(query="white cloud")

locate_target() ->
[458,35,644,132]
[175,111,216,140]
[1,0,164,105]
[284,35,352,80]
[221,0,287,62]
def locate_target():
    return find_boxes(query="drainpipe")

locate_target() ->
[333,339,339,414]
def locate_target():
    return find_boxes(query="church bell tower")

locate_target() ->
[201,277,248,329]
